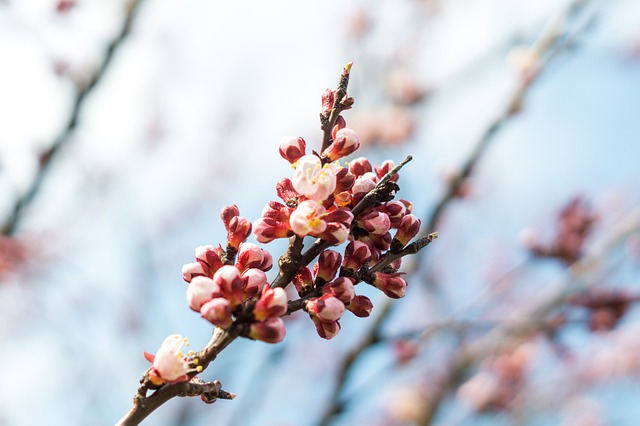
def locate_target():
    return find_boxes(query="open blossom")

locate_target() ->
[292,154,337,201]
[290,200,327,236]
[144,334,200,385]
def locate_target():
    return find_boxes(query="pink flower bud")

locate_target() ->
[292,154,337,201]
[249,317,286,343]
[187,276,222,312]
[331,115,347,139]
[342,240,373,272]
[398,199,413,214]
[237,243,273,272]
[241,268,268,299]
[252,217,292,243]
[220,205,240,230]
[262,201,293,222]
[227,216,252,249]
[290,200,327,237]
[306,294,345,322]
[213,265,244,307]
[375,160,399,182]
[279,136,307,164]
[379,201,407,228]
[322,128,361,161]
[372,272,407,299]
[312,317,341,340]
[324,207,354,226]
[352,175,376,197]
[359,211,391,236]
[145,334,197,385]
[195,245,223,276]
[182,262,206,283]
[315,250,342,284]
[319,223,350,245]
[275,178,299,206]
[321,88,335,114]
[392,214,421,251]
[334,167,355,193]
[254,285,288,321]
[348,157,373,177]
[369,232,392,251]
[200,297,233,329]
[347,295,373,317]
[293,267,314,295]
[324,277,355,304]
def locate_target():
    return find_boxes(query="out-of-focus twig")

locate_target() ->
[1,0,144,235]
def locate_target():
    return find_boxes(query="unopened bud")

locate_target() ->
[391,214,421,251]
[323,277,355,304]
[227,216,252,249]
[249,317,286,343]
[347,295,373,317]
[254,285,288,321]
[306,294,345,322]
[314,250,342,285]
[187,276,222,311]
[201,297,233,329]
[278,136,306,164]
[220,205,240,230]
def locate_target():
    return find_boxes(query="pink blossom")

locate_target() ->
[279,136,306,164]
[375,160,398,182]
[249,317,286,343]
[187,276,222,312]
[290,200,327,236]
[379,201,407,227]
[144,334,198,385]
[348,157,372,177]
[318,222,350,245]
[352,175,376,197]
[254,285,288,321]
[201,298,233,329]
[292,154,337,201]
[306,294,345,322]
[334,167,355,193]
[213,265,244,307]
[194,245,223,276]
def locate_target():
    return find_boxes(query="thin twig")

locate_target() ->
[1,0,144,235]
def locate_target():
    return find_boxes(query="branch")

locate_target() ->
[1,0,144,235]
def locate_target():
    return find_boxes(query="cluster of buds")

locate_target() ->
[181,206,287,343]
[567,288,640,332]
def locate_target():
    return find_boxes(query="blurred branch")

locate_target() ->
[317,4,596,424]
[1,0,144,236]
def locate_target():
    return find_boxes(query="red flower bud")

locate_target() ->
[334,167,355,193]
[391,214,421,251]
[276,178,299,206]
[213,265,244,307]
[312,317,341,340]
[318,223,350,245]
[306,294,345,322]
[375,160,399,182]
[342,240,373,272]
[314,250,342,285]
[348,157,373,177]
[322,128,361,161]
[241,268,268,299]
[252,217,292,243]
[220,205,240,230]
[195,245,223,277]
[323,277,355,304]
[250,317,286,343]
[262,201,293,222]
[278,136,306,164]
[227,216,252,249]
[321,89,335,115]
[254,285,288,321]
[236,243,273,272]
[347,295,373,317]
[372,272,407,299]
[201,297,233,329]
[359,211,391,236]
[378,201,407,228]
[293,267,314,295]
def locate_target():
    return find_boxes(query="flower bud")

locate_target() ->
[279,136,306,164]
[249,317,286,343]
[262,201,293,222]
[369,232,392,251]
[321,88,335,114]
[276,178,299,206]
[227,216,252,249]
[252,217,292,243]
[293,267,314,295]
[237,243,273,272]
[319,223,350,245]
[312,317,341,340]
[331,115,346,140]
[200,297,233,329]
[342,240,373,272]
[391,214,421,251]
[213,265,244,307]
[220,205,240,230]
[359,211,391,236]
[323,277,355,304]
[187,276,222,312]
[314,250,342,285]
[241,268,268,299]
[322,128,361,161]
[254,285,288,321]
[352,175,376,198]
[379,201,407,228]
[334,167,355,193]
[195,245,223,277]
[348,157,372,177]
[306,294,345,322]
[347,295,373,317]
[375,160,399,182]
[182,262,206,283]
[372,272,407,299]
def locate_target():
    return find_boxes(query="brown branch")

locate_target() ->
[320,62,354,153]
[1,0,145,236]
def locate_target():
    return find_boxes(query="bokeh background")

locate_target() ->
[1,0,640,425]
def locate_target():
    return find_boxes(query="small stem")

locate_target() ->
[321,63,353,153]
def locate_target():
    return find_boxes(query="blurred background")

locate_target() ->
[1,0,640,425]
